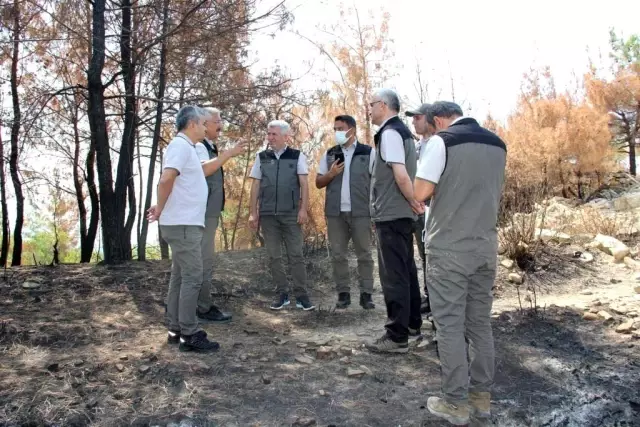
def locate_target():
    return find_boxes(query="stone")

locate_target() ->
[347,368,366,378]
[292,417,317,427]
[634,286,640,294]
[613,192,640,211]
[358,365,373,376]
[583,312,599,321]
[580,290,594,296]
[508,273,523,284]
[316,346,334,360]
[239,354,248,362]
[138,365,151,374]
[119,355,129,361]
[339,356,350,364]
[294,355,314,365]
[21,281,41,289]
[501,259,514,269]
[535,228,571,243]
[572,234,596,245]
[46,362,60,372]
[261,374,272,385]
[632,331,640,339]
[628,312,639,318]
[579,252,594,263]
[272,337,288,346]
[624,257,640,270]
[497,244,507,255]
[610,304,629,315]
[318,389,326,396]
[598,311,613,321]
[616,320,636,334]
[73,359,84,367]
[589,234,630,262]
[115,363,125,372]
[296,343,307,348]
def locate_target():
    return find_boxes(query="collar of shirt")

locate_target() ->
[273,145,288,157]
[177,132,195,146]
[451,116,469,126]
[341,140,358,153]
[378,115,398,130]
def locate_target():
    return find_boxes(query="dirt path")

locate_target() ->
[1,245,639,426]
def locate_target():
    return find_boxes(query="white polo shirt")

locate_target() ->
[317,141,375,212]
[159,133,208,227]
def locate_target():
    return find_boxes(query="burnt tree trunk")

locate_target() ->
[138,0,169,261]
[0,123,9,267]
[9,0,24,266]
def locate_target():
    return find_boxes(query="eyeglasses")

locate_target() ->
[369,101,382,108]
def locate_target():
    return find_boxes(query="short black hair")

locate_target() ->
[425,101,463,127]
[334,115,357,129]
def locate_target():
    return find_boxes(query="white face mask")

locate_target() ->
[335,130,348,145]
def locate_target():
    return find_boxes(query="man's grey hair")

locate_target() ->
[267,119,291,135]
[425,101,463,126]
[374,88,401,113]
[203,107,221,118]
[176,105,205,132]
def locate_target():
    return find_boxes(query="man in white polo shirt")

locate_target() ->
[147,105,219,353]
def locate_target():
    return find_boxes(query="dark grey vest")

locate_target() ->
[370,116,417,222]
[202,140,225,218]
[258,147,301,216]
[425,118,507,255]
[324,142,372,217]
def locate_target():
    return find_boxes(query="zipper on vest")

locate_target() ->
[275,158,280,214]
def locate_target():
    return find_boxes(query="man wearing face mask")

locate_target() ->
[405,103,435,316]
[316,115,376,310]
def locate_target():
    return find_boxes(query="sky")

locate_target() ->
[250,0,640,123]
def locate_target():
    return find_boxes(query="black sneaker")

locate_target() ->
[178,330,220,353]
[335,292,351,309]
[295,295,316,311]
[198,305,232,324]
[408,327,423,340]
[420,296,432,315]
[167,330,180,345]
[359,292,375,309]
[270,293,290,310]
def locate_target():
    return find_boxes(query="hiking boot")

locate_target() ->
[427,396,470,426]
[365,334,408,354]
[270,293,290,310]
[420,296,432,315]
[469,391,491,417]
[178,330,220,353]
[359,292,375,309]
[167,330,180,345]
[197,305,232,324]
[335,292,351,309]
[296,295,316,311]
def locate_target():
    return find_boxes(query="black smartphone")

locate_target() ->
[335,152,345,165]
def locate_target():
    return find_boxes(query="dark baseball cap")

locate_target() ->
[405,103,432,117]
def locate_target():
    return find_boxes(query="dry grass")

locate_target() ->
[562,206,637,237]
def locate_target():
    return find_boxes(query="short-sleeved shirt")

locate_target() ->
[416,135,446,185]
[249,145,309,179]
[317,141,375,212]
[159,133,208,227]
[377,116,406,165]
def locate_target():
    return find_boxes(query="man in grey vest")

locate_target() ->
[316,114,375,310]
[248,120,316,311]
[365,89,424,354]
[405,103,435,316]
[415,101,506,425]
[194,107,247,323]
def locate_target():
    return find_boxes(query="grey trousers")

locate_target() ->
[160,225,204,336]
[260,215,308,297]
[326,213,374,294]
[425,249,496,403]
[198,216,219,313]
